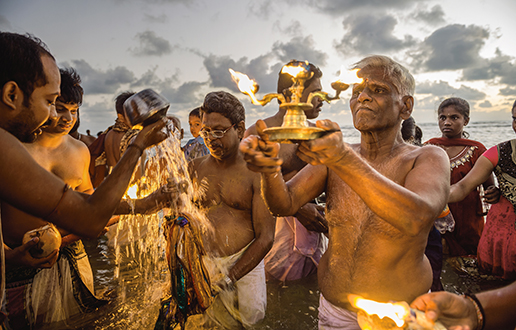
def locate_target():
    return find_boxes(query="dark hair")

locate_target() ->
[200,91,245,126]
[438,97,470,138]
[401,116,422,146]
[277,60,322,100]
[0,32,55,107]
[115,91,135,115]
[58,67,83,105]
[438,97,470,121]
[189,107,201,118]
[512,99,516,110]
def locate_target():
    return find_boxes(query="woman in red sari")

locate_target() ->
[449,100,516,279]
[426,97,495,256]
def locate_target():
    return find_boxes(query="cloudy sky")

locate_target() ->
[2,0,516,136]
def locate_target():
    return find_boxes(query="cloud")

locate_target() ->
[63,59,135,95]
[79,99,117,133]
[461,49,516,85]
[272,35,328,65]
[417,80,486,101]
[478,100,492,108]
[411,5,445,26]
[130,30,173,57]
[160,81,207,104]
[203,53,279,93]
[302,0,415,15]
[409,24,489,71]
[248,0,275,19]
[143,13,168,23]
[335,13,416,55]
[499,87,516,97]
[272,20,303,38]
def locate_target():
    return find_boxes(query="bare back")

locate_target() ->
[1,135,93,246]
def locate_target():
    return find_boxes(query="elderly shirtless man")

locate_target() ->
[186,91,275,329]
[240,55,450,329]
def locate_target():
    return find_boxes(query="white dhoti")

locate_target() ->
[318,294,360,330]
[185,244,267,329]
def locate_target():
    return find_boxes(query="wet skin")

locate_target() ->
[2,101,94,247]
[189,112,275,282]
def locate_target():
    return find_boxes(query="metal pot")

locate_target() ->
[123,88,170,129]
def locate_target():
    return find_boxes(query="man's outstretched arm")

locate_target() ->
[0,119,168,238]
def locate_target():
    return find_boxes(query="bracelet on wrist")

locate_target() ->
[223,274,234,288]
[463,293,485,330]
[128,143,144,155]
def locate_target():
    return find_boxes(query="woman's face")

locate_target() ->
[438,106,469,139]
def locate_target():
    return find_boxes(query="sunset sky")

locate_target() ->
[2,0,515,136]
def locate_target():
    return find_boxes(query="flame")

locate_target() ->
[349,294,409,327]
[229,69,260,105]
[335,67,363,85]
[281,64,307,78]
[126,184,138,199]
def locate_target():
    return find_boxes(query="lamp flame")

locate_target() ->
[335,67,363,85]
[349,294,409,327]
[281,63,307,78]
[126,184,138,199]
[229,69,260,105]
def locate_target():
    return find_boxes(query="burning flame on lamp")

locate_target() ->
[349,294,408,327]
[229,69,261,105]
[126,184,138,199]
[333,66,364,85]
[281,63,308,78]
[349,294,446,330]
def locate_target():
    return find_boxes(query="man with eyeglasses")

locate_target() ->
[185,91,275,328]
[244,60,328,283]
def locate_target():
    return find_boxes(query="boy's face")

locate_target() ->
[44,101,78,136]
[189,114,202,138]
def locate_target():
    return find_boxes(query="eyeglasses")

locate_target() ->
[199,124,235,139]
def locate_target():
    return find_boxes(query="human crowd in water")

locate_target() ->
[1,31,516,330]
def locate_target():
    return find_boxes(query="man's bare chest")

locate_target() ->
[196,171,253,211]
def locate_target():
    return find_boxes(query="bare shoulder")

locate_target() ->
[417,144,449,161]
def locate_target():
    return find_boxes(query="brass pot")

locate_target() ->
[123,89,170,129]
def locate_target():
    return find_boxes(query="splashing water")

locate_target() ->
[70,123,212,330]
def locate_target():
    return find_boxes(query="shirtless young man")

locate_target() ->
[244,60,327,281]
[240,55,450,329]
[0,32,167,325]
[187,91,275,328]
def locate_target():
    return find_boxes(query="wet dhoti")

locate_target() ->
[3,240,107,329]
[185,245,267,329]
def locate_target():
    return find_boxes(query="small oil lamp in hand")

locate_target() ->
[230,62,360,143]
[349,294,446,330]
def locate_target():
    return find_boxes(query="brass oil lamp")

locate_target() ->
[230,61,361,143]
[348,294,446,330]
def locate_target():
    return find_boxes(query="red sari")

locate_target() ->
[479,140,516,279]
[426,138,487,256]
